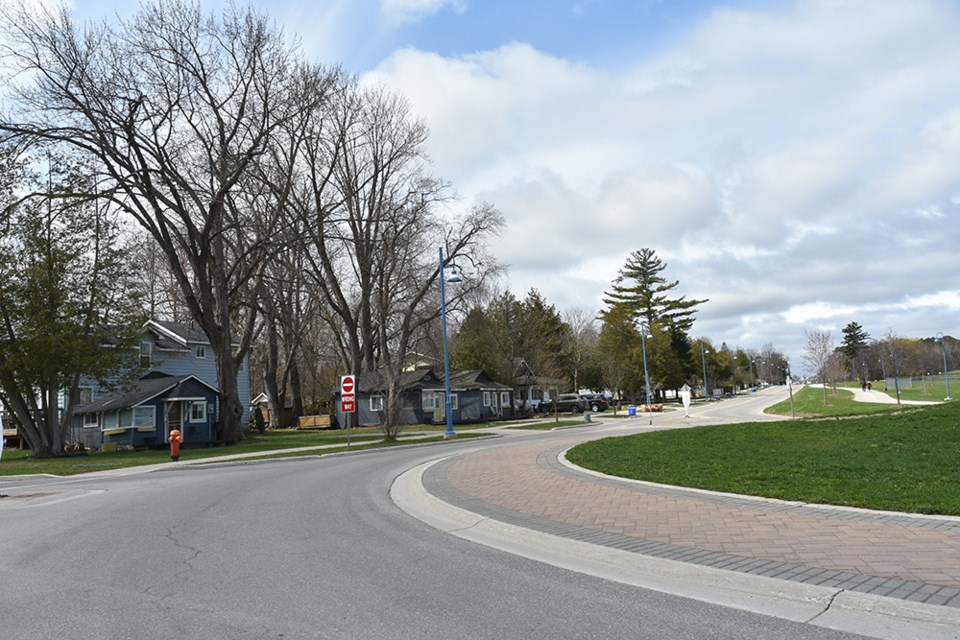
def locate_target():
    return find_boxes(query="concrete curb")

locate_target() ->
[392,456,960,640]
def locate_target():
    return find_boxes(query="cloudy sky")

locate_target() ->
[53,1,960,372]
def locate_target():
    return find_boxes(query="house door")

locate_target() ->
[165,401,185,442]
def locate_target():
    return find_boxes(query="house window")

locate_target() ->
[370,395,384,412]
[103,413,118,430]
[450,393,458,410]
[83,413,98,429]
[139,341,153,367]
[132,406,155,428]
[189,401,206,423]
[76,386,93,405]
[500,391,510,407]
[195,345,206,359]
[483,391,492,407]
[423,391,457,411]
[532,389,543,401]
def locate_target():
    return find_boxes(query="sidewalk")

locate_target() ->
[816,384,941,406]
[398,424,960,638]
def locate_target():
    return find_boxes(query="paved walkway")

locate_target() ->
[816,384,941,405]
[422,434,960,610]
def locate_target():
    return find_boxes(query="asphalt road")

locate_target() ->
[2,394,870,639]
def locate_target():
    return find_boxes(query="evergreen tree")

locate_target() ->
[0,148,142,455]
[602,248,707,332]
[838,321,870,362]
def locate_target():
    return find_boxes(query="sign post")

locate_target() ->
[679,383,692,419]
[341,374,356,449]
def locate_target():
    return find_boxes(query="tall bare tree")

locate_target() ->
[1,1,335,439]
[802,329,834,405]
[278,80,502,438]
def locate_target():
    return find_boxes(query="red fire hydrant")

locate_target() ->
[168,429,182,462]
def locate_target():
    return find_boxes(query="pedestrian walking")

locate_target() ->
[168,429,181,462]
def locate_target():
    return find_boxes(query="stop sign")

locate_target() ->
[341,375,355,395]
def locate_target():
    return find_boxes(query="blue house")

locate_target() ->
[69,320,250,450]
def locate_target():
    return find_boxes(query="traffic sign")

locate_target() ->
[341,398,355,413]
[340,374,355,395]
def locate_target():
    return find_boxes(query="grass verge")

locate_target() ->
[765,386,904,417]
[566,400,960,515]
[0,427,457,477]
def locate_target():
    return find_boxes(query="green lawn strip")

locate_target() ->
[508,419,592,430]
[839,380,952,403]
[566,401,960,515]
[765,386,902,417]
[1,429,389,476]
[227,432,492,462]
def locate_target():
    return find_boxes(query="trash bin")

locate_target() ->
[627,405,636,416]
[583,413,591,423]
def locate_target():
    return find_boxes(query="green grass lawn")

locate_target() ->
[1,428,396,477]
[508,418,590,430]
[566,400,960,515]
[838,378,954,403]
[765,386,904,417]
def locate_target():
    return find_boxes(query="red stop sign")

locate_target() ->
[341,375,355,395]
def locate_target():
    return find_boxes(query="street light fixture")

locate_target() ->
[700,343,710,401]
[936,332,952,401]
[439,247,462,439]
[640,322,653,425]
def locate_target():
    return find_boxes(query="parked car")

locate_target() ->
[579,393,609,412]
[539,393,608,414]
[539,393,583,414]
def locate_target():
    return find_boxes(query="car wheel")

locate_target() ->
[571,405,581,414]
[591,404,600,412]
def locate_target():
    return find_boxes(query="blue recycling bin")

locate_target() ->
[627,405,637,416]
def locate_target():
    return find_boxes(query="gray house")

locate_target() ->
[74,373,220,449]
[334,368,512,428]
[68,320,250,449]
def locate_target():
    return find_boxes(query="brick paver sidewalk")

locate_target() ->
[424,437,960,609]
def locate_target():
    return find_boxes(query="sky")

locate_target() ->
[31,0,960,374]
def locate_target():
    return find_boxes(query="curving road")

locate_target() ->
[1,388,874,639]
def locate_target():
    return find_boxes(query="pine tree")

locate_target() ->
[602,248,706,332]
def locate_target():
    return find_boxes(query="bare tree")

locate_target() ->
[1,1,335,439]
[802,329,834,405]
[562,307,598,392]
[278,80,502,438]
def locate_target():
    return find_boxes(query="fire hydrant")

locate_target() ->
[168,429,182,462]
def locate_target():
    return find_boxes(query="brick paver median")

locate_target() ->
[433,437,960,607]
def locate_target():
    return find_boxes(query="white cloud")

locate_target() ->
[366,0,960,372]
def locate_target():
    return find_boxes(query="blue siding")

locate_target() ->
[76,325,250,427]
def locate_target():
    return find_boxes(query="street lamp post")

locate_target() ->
[640,322,653,425]
[786,367,795,418]
[439,247,462,438]
[749,358,756,392]
[729,350,736,395]
[700,343,710,401]
[936,332,952,401]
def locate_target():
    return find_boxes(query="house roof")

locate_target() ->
[145,319,240,348]
[448,370,512,391]
[347,368,511,394]
[355,369,444,393]
[75,374,219,414]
